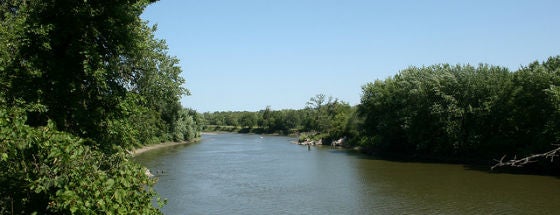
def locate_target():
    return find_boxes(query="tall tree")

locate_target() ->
[1,0,189,213]
[0,0,187,149]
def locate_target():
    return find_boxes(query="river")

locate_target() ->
[134,133,560,214]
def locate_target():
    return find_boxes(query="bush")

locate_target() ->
[0,107,163,214]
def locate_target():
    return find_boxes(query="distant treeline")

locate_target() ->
[202,94,359,143]
[204,56,560,169]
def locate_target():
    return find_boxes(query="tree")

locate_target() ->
[240,112,258,128]
[357,57,560,169]
[260,106,273,131]
[306,94,333,132]
[491,56,560,169]
[173,108,202,141]
[358,64,512,157]
[0,0,187,150]
[302,94,354,141]
[1,0,190,213]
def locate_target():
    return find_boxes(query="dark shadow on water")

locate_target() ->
[326,147,560,178]
[463,162,560,179]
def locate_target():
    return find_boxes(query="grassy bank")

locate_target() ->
[202,125,298,136]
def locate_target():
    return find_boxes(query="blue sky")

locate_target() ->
[141,0,560,112]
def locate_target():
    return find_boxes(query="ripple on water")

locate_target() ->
[135,133,560,215]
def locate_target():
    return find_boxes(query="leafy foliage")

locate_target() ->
[202,95,358,141]
[1,0,196,213]
[173,108,203,142]
[0,107,162,214]
[0,0,188,151]
[358,57,560,166]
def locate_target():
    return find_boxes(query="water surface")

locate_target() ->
[135,133,560,214]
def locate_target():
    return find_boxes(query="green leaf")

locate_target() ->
[106,179,115,188]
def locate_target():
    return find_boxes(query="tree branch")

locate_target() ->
[491,145,560,170]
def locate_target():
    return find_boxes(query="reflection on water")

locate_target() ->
[135,133,560,214]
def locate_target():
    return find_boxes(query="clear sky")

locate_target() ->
[141,0,560,112]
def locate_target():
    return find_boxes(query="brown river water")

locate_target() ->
[135,133,560,214]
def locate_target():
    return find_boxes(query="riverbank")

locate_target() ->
[132,138,200,156]
[203,125,299,136]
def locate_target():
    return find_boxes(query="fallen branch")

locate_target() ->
[491,145,560,170]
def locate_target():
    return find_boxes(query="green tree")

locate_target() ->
[303,94,353,141]
[358,64,515,158]
[0,0,187,150]
[509,57,560,159]
[305,94,329,132]
[174,108,202,141]
[0,0,192,213]
[357,58,560,168]
[260,106,273,131]
[240,112,258,128]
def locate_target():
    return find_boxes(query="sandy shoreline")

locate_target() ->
[132,139,200,156]
[132,132,274,156]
